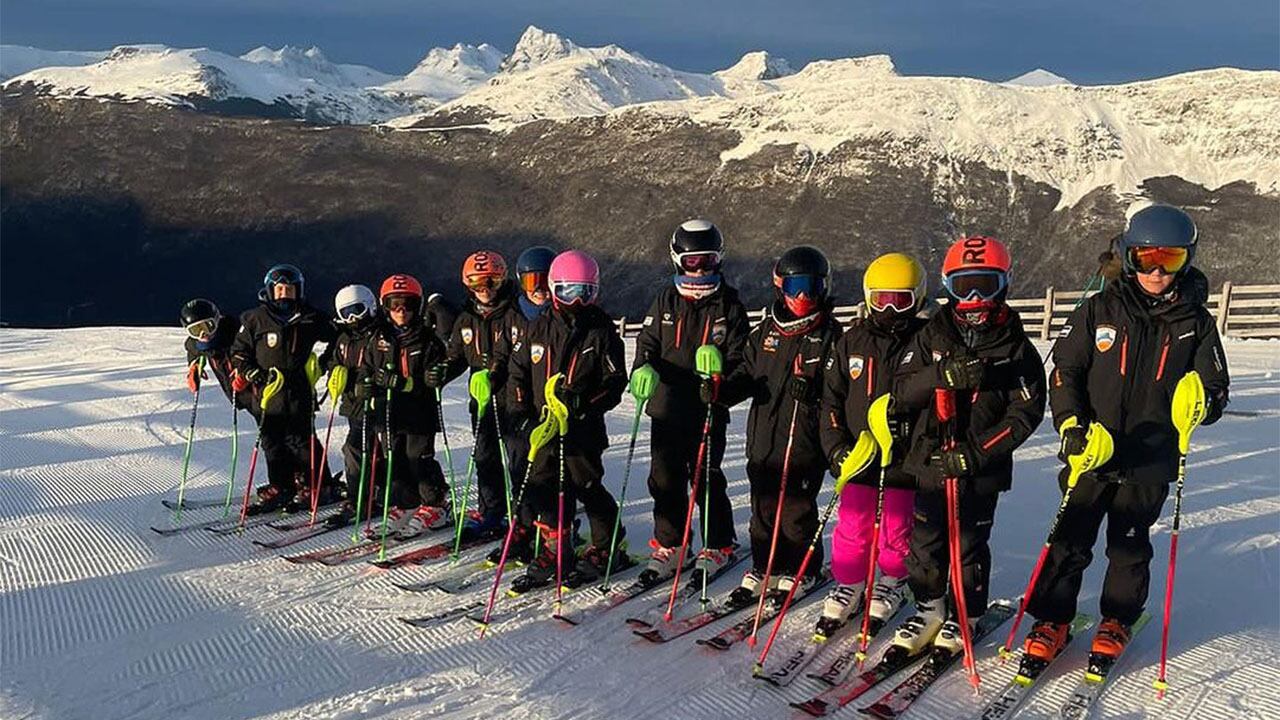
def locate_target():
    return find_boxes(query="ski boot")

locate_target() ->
[1019,620,1072,680]
[248,484,293,515]
[563,542,633,589]
[397,504,451,538]
[1085,617,1132,680]
[462,512,507,541]
[689,545,737,588]
[509,526,564,595]
[366,506,414,539]
[869,575,910,624]
[638,540,684,586]
[890,599,946,656]
[323,501,356,529]
[934,616,979,655]
[486,523,535,567]
[728,570,766,606]
[814,581,865,641]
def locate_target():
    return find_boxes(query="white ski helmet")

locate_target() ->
[334,284,377,324]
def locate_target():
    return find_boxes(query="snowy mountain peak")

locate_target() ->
[378,42,505,103]
[1004,68,1074,87]
[715,51,794,81]
[789,54,897,83]
[500,26,581,73]
[240,45,327,66]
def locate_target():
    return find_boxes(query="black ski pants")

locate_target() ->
[1025,472,1169,626]
[906,487,999,615]
[372,426,448,510]
[470,404,513,523]
[259,412,333,494]
[648,414,736,549]
[747,460,822,577]
[525,434,622,557]
[340,413,375,503]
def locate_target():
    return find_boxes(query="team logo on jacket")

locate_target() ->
[1095,325,1117,353]
[376,338,391,352]
[461,327,474,345]
[511,326,520,342]
[763,335,780,352]
[711,321,727,345]
[848,355,865,380]
[531,344,545,364]
[266,332,278,348]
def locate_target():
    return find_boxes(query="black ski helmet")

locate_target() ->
[516,246,557,276]
[773,245,830,284]
[180,298,220,327]
[670,219,724,271]
[1121,204,1197,275]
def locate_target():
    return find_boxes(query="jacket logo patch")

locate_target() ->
[928,350,940,363]
[763,335,780,352]
[643,315,654,327]
[1178,330,1195,340]
[1095,325,1117,353]
[531,344,545,364]
[825,356,835,371]
[461,327,474,345]
[711,321,727,345]
[266,332,278,348]
[376,338,391,351]
[848,355,865,380]
[511,326,520,342]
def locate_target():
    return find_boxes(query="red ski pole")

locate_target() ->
[748,396,800,647]
[936,388,979,691]
[238,369,282,527]
[310,402,337,525]
[665,397,715,621]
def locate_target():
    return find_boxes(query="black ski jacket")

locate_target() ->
[358,319,447,434]
[720,306,842,491]
[444,285,524,414]
[320,322,377,420]
[425,294,458,348]
[820,314,929,490]
[894,308,1046,495]
[1051,270,1229,485]
[633,283,751,424]
[508,305,627,452]
[231,302,336,417]
[185,315,254,409]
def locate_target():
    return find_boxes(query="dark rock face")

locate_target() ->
[2,96,1276,327]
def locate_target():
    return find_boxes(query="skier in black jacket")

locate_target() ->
[719,246,841,605]
[319,284,381,528]
[230,264,338,511]
[426,251,524,539]
[890,237,1046,655]
[507,251,629,592]
[817,253,931,636]
[357,274,452,538]
[181,298,255,412]
[633,220,751,585]
[1022,204,1229,663]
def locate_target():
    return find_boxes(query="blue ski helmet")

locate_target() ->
[1121,205,1197,275]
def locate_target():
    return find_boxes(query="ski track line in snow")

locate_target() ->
[0,328,1277,719]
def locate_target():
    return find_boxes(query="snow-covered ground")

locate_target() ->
[1,328,1277,719]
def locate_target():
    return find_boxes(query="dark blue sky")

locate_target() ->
[2,0,1276,83]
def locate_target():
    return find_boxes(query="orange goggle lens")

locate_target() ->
[465,275,504,291]
[1129,246,1189,274]
[520,271,548,294]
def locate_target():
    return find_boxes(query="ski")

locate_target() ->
[623,549,747,628]
[977,614,1094,720]
[1057,613,1151,720]
[555,549,744,627]
[161,497,225,511]
[252,523,344,550]
[398,601,486,629]
[632,589,757,644]
[150,510,281,536]
[857,600,1017,719]
[790,644,931,717]
[395,561,494,594]
[806,615,897,687]
[757,606,900,688]
[698,574,831,651]
[369,534,499,570]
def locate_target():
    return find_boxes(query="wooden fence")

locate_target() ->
[616,282,1280,340]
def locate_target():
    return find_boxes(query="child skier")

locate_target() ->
[633,219,750,585]
[816,253,930,638]
[717,246,841,605]
[1021,204,1229,664]
[230,264,339,512]
[320,284,380,528]
[506,250,630,592]
[181,298,255,414]
[357,274,452,537]
[890,237,1045,654]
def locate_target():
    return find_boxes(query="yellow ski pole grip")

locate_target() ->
[867,393,894,468]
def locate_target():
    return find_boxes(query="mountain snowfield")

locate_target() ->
[0,327,1277,720]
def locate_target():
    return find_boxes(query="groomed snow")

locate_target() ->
[1,327,1277,719]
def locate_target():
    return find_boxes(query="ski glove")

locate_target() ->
[1203,388,1228,426]
[559,386,587,418]
[374,366,407,391]
[186,359,206,393]
[1058,425,1088,463]
[242,366,267,387]
[698,375,721,405]
[788,375,819,405]
[940,356,984,390]
[932,444,976,478]
[423,363,448,389]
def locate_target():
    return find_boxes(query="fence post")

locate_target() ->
[1216,281,1232,336]
[1041,286,1055,341]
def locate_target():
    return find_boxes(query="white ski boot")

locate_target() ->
[892,598,946,654]
[869,574,910,622]
[814,581,865,640]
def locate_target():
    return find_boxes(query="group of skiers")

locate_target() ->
[180,202,1229,667]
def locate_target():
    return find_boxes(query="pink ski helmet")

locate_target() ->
[548,250,600,307]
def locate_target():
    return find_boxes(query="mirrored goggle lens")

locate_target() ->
[1128,246,1189,274]
[520,271,549,294]
[945,270,1007,301]
[868,289,916,313]
[383,296,417,311]
[677,251,721,272]
[185,319,217,339]
[780,275,825,299]
[465,275,504,291]
[337,302,368,323]
[552,282,598,305]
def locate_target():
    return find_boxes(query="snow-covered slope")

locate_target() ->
[1,327,1277,719]
[3,44,413,123]
[1004,68,1074,87]
[378,43,504,103]
[0,45,108,81]
[638,62,1280,208]
[394,26,769,126]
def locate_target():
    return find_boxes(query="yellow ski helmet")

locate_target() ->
[863,253,926,313]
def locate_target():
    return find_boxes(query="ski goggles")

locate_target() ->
[1127,246,1189,274]
[382,295,418,312]
[551,281,598,306]
[336,302,371,324]
[520,271,549,294]
[185,318,217,340]
[673,250,722,273]
[464,274,504,291]
[943,269,1008,302]
[867,289,917,313]
[778,274,826,299]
